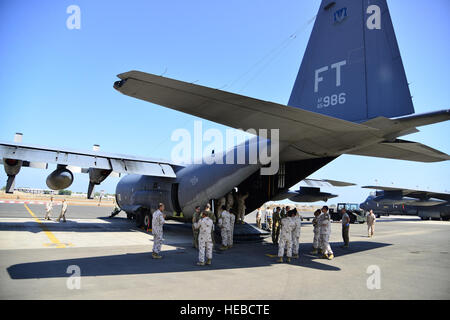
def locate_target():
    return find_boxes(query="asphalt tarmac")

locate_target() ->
[0,203,448,299]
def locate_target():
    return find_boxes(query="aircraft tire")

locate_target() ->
[143,212,152,230]
[135,210,144,228]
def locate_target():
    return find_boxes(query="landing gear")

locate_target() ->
[143,213,152,230]
[135,208,152,230]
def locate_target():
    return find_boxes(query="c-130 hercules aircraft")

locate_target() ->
[1,0,449,227]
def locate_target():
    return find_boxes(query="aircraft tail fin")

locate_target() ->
[288,0,414,122]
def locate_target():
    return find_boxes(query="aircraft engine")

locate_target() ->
[46,165,74,190]
[3,158,22,176]
[2,158,23,193]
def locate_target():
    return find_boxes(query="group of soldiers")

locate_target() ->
[216,190,249,225]
[266,205,325,262]
[272,206,303,262]
[150,198,378,265]
[260,205,378,261]
[43,197,68,222]
[151,193,242,266]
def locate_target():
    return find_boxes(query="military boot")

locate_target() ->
[293,254,299,259]
[152,253,162,259]
[286,257,291,263]
[327,254,334,260]
[277,257,283,263]
[197,261,205,266]
[310,248,318,255]
[220,245,228,251]
[206,259,212,265]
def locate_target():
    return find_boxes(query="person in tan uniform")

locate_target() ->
[367,209,376,237]
[56,199,68,222]
[44,197,54,220]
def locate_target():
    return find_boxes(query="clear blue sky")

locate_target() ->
[0,0,449,205]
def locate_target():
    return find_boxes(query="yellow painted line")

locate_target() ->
[24,204,71,248]
[265,254,278,258]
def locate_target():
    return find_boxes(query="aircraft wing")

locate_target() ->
[0,141,180,177]
[0,141,180,195]
[362,186,450,202]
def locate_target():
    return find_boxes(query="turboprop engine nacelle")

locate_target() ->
[3,158,22,176]
[46,165,74,190]
[2,158,23,193]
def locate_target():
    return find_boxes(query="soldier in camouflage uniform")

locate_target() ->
[226,191,234,211]
[272,206,289,244]
[318,206,334,260]
[216,196,226,216]
[194,211,214,266]
[277,211,295,263]
[290,209,302,259]
[152,203,166,259]
[192,206,201,248]
[310,209,322,254]
[229,209,236,248]
[272,207,282,244]
[218,205,232,250]
[236,192,249,224]
[204,203,216,245]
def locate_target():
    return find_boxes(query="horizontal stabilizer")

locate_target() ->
[348,139,450,163]
[362,109,450,139]
[114,71,377,144]
[394,109,450,129]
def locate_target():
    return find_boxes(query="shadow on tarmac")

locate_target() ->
[7,241,391,279]
[0,217,139,233]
